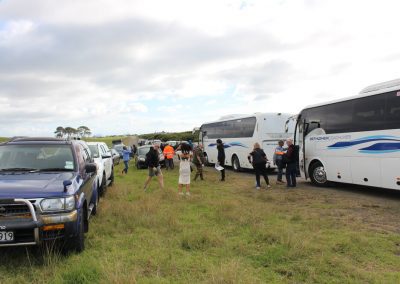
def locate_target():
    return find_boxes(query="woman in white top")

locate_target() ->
[177,143,192,196]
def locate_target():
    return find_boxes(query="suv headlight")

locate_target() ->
[40,196,75,212]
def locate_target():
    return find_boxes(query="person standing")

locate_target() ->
[284,139,297,188]
[177,143,192,196]
[143,144,164,191]
[216,139,225,181]
[193,144,205,181]
[163,143,175,170]
[273,140,286,184]
[248,143,271,189]
[121,146,132,174]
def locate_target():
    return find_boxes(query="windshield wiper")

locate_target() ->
[38,168,74,172]
[0,167,38,172]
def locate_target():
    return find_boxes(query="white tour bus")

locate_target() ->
[200,113,295,171]
[295,78,400,190]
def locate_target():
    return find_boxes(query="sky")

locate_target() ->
[0,0,400,137]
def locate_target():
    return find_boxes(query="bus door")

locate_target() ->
[294,117,307,179]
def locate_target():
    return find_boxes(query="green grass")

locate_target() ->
[0,137,9,143]
[1,162,400,283]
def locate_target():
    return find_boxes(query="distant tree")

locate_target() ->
[77,126,91,138]
[64,127,77,138]
[54,126,65,138]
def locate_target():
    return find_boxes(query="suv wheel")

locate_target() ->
[99,174,106,196]
[109,168,114,186]
[64,209,85,253]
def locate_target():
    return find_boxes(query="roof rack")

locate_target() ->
[9,137,67,142]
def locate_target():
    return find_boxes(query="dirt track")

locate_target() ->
[233,169,400,234]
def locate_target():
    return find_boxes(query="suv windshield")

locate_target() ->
[88,145,99,158]
[0,145,75,171]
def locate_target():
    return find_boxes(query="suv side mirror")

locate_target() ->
[102,155,111,159]
[85,163,97,174]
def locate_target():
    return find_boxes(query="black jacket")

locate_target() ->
[145,148,160,167]
[217,143,225,162]
[249,148,267,166]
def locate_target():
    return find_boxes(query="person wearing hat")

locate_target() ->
[216,139,225,181]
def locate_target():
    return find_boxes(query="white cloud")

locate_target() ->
[0,0,400,136]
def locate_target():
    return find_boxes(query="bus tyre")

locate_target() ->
[310,162,329,187]
[232,155,241,172]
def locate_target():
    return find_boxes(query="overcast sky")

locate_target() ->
[1,0,399,137]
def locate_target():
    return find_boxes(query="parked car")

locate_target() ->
[113,144,125,158]
[0,137,98,253]
[136,145,165,169]
[110,149,120,165]
[166,141,179,149]
[87,142,114,196]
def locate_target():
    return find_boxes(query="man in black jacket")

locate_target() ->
[216,139,225,181]
[143,144,164,191]
[284,139,297,188]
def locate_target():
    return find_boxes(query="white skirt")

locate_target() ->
[179,160,191,184]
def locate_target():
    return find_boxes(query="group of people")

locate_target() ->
[247,138,297,189]
[121,138,297,195]
[142,142,206,196]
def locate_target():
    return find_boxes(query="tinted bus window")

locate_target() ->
[353,95,385,131]
[325,101,353,134]
[385,91,400,129]
[303,107,327,135]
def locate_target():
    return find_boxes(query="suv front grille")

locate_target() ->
[0,204,33,219]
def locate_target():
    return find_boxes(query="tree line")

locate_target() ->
[54,126,91,138]
[140,130,200,142]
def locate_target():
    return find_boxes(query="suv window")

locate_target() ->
[0,145,75,170]
[88,145,100,158]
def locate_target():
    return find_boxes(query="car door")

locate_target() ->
[79,144,95,204]
[100,144,112,179]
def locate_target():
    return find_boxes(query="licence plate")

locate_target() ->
[0,231,14,242]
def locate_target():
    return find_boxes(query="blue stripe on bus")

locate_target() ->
[207,142,248,148]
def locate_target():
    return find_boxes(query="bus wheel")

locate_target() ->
[310,162,328,186]
[232,155,241,172]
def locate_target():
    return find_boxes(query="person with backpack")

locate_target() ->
[143,144,164,191]
[177,143,192,196]
[192,143,205,181]
[248,142,271,190]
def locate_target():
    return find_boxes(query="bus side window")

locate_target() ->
[353,95,385,131]
[385,91,400,129]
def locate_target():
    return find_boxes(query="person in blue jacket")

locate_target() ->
[122,146,132,174]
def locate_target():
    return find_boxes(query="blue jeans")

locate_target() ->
[286,163,297,187]
[276,160,284,181]
[123,160,129,173]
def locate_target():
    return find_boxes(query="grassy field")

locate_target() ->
[0,137,9,143]
[1,162,400,283]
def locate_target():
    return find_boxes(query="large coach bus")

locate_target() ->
[295,78,400,189]
[200,113,295,171]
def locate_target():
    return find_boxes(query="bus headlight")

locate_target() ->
[40,196,75,212]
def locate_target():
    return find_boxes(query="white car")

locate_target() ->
[87,142,114,195]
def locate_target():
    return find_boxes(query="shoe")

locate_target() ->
[185,192,191,196]
[178,192,184,196]
[267,185,271,188]
[256,186,261,190]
